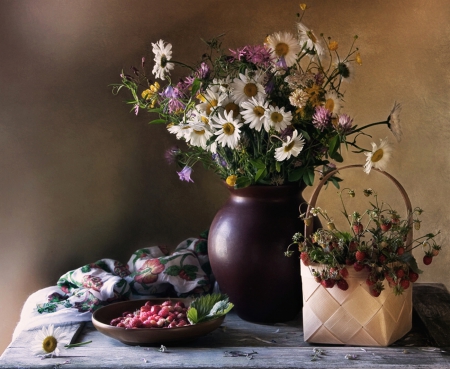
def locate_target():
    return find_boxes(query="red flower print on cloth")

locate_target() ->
[133,258,165,284]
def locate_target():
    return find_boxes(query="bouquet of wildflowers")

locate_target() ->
[112,6,402,188]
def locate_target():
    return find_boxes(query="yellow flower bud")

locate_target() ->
[328,41,338,51]
[356,52,362,66]
[226,175,237,187]
[299,3,307,11]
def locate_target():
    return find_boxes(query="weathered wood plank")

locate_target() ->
[2,283,450,368]
[413,283,450,348]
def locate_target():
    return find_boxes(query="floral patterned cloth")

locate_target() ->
[13,234,212,337]
[48,235,211,314]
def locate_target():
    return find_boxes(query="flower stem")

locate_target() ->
[65,340,92,348]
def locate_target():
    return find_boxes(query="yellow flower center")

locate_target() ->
[42,336,57,353]
[226,175,237,187]
[206,99,218,115]
[243,83,258,98]
[275,42,289,57]
[194,129,205,135]
[253,106,265,117]
[224,102,240,118]
[201,116,209,124]
[325,98,335,112]
[284,141,295,152]
[197,93,207,102]
[222,123,235,135]
[271,111,283,123]
[371,149,384,163]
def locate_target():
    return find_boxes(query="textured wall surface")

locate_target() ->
[1,0,449,354]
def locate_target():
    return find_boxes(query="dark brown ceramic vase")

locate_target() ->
[208,184,305,323]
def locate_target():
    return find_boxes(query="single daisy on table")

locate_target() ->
[230,71,266,105]
[363,137,392,174]
[265,105,293,132]
[240,96,270,132]
[32,324,68,358]
[211,110,243,149]
[275,130,305,161]
[151,39,174,80]
[265,31,301,67]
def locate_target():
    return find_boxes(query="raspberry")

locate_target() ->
[158,307,170,318]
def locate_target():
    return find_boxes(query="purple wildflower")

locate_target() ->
[280,126,295,140]
[161,86,185,113]
[177,166,194,183]
[229,45,273,68]
[314,73,324,86]
[337,114,353,134]
[265,78,275,94]
[134,104,139,115]
[212,153,228,168]
[312,106,332,131]
[141,57,145,68]
[276,56,288,69]
[196,62,210,79]
[164,146,180,165]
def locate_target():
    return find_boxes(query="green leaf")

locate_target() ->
[300,129,310,141]
[255,168,267,182]
[187,293,234,324]
[191,78,202,95]
[328,135,340,156]
[275,161,281,173]
[234,176,252,189]
[303,168,315,186]
[249,159,265,169]
[148,119,167,124]
[330,151,344,162]
[288,167,305,182]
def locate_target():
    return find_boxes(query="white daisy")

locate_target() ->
[151,39,174,80]
[363,137,392,174]
[324,90,342,115]
[297,22,324,56]
[167,123,192,140]
[240,97,270,132]
[388,101,402,142]
[265,105,293,132]
[275,130,305,161]
[186,123,214,149]
[221,96,242,120]
[230,71,266,105]
[211,110,243,149]
[196,87,226,116]
[32,324,68,357]
[265,32,302,67]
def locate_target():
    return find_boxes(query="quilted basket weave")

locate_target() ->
[301,165,413,346]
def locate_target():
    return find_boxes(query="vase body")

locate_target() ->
[208,184,305,323]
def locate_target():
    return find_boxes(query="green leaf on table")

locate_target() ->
[234,176,252,189]
[187,293,234,324]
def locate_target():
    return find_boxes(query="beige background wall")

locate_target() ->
[1,0,449,354]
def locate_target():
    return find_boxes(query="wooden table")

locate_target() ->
[1,283,450,368]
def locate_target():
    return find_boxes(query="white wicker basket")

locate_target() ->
[301,165,413,346]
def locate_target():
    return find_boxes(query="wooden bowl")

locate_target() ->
[92,298,225,346]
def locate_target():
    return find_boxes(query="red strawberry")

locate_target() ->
[400,279,410,290]
[396,247,405,255]
[423,254,433,265]
[370,288,381,297]
[409,270,419,283]
[300,252,310,266]
[380,222,392,232]
[336,279,349,291]
[378,254,387,263]
[321,278,335,288]
[355,250,366,261]
[396,268,405,279]
[339,267,349,278]
[348,241,358,251]
[353,262,364,272]
[353,223,364,234]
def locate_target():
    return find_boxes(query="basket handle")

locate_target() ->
[304,164,413,250]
